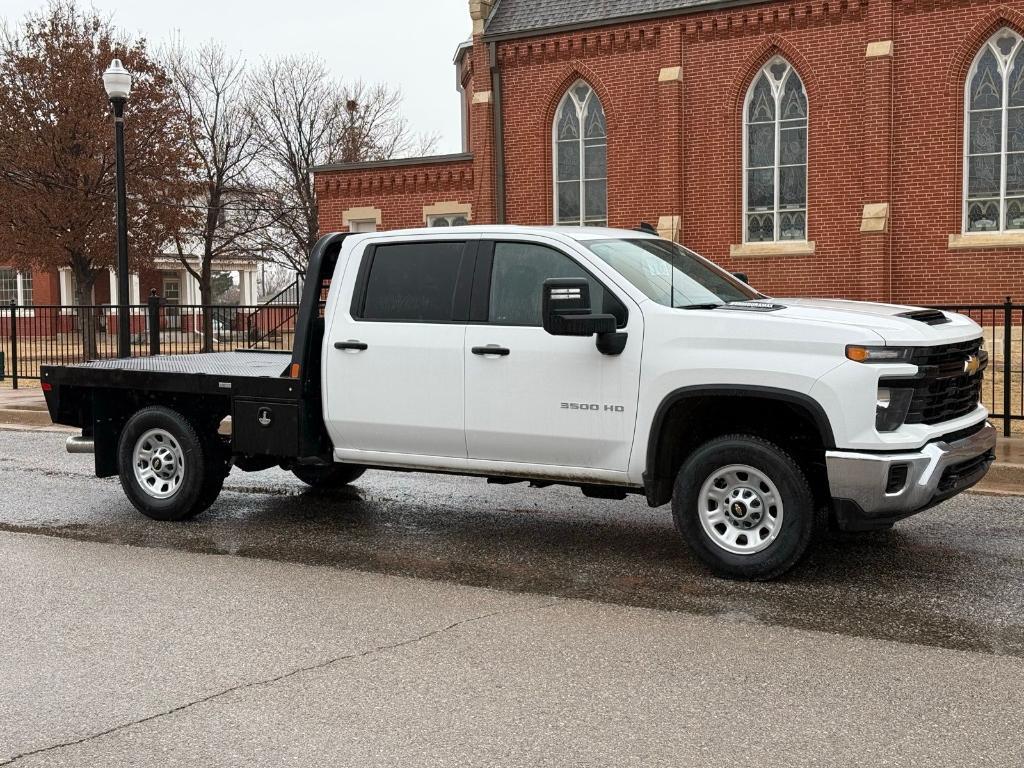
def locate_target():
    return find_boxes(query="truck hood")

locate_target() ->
[768,298,982,345]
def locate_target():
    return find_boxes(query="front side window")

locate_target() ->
[488,242,624,326]
[554,81,607,227]
[0,269,32,306]
[584,238,760,309]
[964,28,1024,232]
[358,242,465,322]
[743,57,808,243]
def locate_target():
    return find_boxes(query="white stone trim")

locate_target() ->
[860,203,890,233]
[656,215,681,242]
[342,206,383,228]
[423,202,473,224]
[658,66,684,83]
[948,232,1024,249]
[472,90,493,105]
[730,241,816,258]
[865,40,893,58]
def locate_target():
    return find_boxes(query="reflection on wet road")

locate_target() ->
[3,430,1022,656]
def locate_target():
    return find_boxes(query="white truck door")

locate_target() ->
[464,239,643,472]
[323,237,475,460]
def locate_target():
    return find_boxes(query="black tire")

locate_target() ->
[672,434,815,580]
[117,406,223,522]
[292,464,366,489]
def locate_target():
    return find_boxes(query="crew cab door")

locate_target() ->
[464,239,643,473]
[323,236,477,461]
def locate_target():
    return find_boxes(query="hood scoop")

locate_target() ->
[719,301,786,313]
[897,309,951,326]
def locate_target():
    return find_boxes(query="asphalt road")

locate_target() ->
[5,532,1024,767]
[1,428,1023,658]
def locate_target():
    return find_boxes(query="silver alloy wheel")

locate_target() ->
[698,464,784,555]
[133,428,185,499]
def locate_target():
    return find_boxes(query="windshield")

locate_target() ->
[583,238,761,308]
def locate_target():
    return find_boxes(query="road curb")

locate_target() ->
[0,408,53,427]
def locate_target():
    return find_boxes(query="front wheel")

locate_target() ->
[117,406,225,521]
[672,434,815,580]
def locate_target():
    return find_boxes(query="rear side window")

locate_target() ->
[358,242,465,322]
[488,242,626,327]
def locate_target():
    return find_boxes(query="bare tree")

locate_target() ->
[248,56,343,276]
[0,1,193,359]
[339,80,438,163]
[250,58,437,275]
[163,40,266,350]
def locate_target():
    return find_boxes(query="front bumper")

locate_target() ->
[825,421,997,530]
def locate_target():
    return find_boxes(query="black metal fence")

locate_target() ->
[932,297,1021,436]
[2,294,1022,436]
[1,294,298,387]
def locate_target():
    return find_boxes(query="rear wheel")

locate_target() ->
[292,464,366,489]
[117,406,224,521]
[672,434,815,580]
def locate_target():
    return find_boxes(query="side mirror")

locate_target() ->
[542,278,617,337]
[733,272,749,284]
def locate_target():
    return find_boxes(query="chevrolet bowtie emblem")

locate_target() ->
[964,355,982,376]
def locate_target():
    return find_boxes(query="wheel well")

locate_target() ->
[645,392,832,508]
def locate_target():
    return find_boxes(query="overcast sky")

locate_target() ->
[3,0,472,154]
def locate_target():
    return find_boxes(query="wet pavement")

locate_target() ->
[3,429,1023,658]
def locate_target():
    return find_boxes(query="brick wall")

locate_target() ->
[316,156,476,233]
[315,0,1024,305]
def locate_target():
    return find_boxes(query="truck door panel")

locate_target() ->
[323,238,475,459]
[464,240,643,472]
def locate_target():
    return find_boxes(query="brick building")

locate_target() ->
[314,0,1024,304]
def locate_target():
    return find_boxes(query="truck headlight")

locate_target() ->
[846,345,914,363]
[876,387,914,432]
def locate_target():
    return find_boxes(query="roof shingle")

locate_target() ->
[485,0,720,38]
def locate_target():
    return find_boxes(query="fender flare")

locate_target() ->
[643,385,836,504]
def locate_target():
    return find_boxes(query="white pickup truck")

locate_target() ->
[42,226,996,579]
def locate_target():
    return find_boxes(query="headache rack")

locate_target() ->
[902,340,986,425]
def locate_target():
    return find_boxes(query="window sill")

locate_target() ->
[948,232,1024,250]
[730,241,816,258]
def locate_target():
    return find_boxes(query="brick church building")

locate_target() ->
[314,0,1024,304]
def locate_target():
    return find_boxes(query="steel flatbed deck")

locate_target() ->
[41,350,299,400]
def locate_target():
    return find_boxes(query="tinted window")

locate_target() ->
[488,242,625,326]
[360,242,465,322]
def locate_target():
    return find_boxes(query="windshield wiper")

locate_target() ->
[677,302,725,310]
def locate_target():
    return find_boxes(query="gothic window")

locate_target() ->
[554,81,607,227]
[743,57,808,243]
[965,28,1024,232]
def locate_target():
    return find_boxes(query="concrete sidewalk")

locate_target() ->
[1,531,1022,767]
[0,386,52,428]
[3,384,1023,493]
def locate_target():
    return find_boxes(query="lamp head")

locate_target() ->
[103,58,131,101]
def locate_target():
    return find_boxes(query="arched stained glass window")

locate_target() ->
[964,28,1024,232]
[743,57,808,243]
[553,81,607,226]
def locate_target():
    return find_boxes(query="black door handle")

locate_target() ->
[472,345,510,357]
[335,341,368,351]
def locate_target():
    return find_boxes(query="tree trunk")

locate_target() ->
[72,267,97,361]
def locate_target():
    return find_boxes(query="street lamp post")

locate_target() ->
[103,59,132,358]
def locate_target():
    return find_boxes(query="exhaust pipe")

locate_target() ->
[66,435,95,454]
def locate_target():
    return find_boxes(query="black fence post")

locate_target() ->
[147,289,161,357]
[1004,296,1013,438]
[8,300,17,391]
